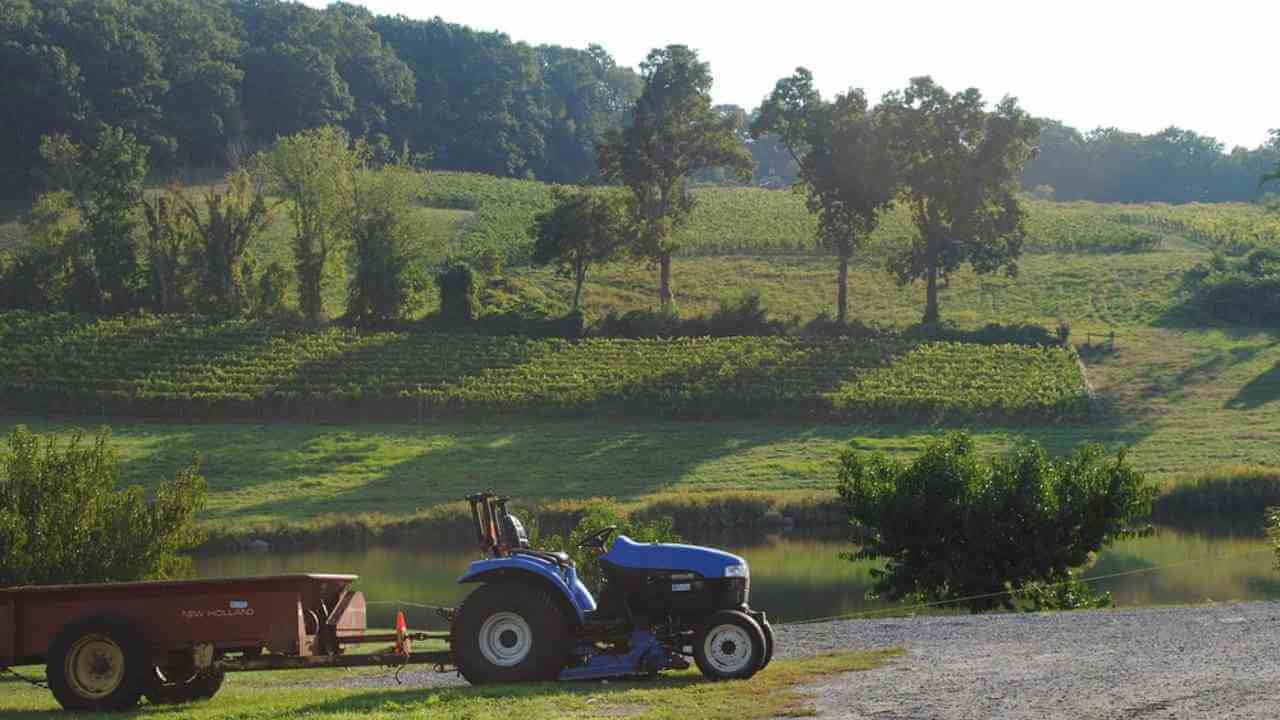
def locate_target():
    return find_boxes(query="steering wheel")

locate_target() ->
[577,525,617,550]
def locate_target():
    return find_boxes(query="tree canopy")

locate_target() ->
[753,68,897,324]
[598,45,752,308]
[879,77,1040,324]
[0,0,1273,206]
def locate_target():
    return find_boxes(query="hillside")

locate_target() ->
[3,172,1280,535]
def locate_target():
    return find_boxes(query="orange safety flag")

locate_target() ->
[394,609,411,655]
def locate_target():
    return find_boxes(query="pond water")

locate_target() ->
[192,523,1278,628]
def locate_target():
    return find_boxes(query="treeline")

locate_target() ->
[1021,121,1280,204]
[3,0,1275,207]
[0,0,642,200]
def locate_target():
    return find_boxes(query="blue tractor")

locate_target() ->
[451,493,775,684]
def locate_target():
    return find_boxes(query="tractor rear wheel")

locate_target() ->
[693,610,767,681]
[453,580,571,684]
[46,616,146,711]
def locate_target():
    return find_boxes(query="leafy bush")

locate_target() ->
[541,501,682,594]
[1182,249,1280,324]
[1014,572,1112,612]
[707,290,791,336]
[838,432,1153,612]
[436,262,481,323]
[589,291,791,338]
[253,261,294,319]
[0,426,207,587]
[1156,466,1280,520]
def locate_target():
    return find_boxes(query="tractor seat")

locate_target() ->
[512,548,572,566]
[502,513,532,548]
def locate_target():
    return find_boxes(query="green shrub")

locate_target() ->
[254,261,294,318]
[541,501,681,593]
[436,262,481,323]
[0,426,206,587]
[838,432,1153,612]
[1156,466,1280,520]
[1014,571,1112,612]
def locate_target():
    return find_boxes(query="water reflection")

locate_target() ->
[192,523,1278,627]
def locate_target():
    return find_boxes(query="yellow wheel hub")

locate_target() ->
[65,634,125,700]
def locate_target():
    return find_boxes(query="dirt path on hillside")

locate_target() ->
[777,601,1280,719]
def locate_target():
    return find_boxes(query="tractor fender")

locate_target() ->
[458,558,595,624]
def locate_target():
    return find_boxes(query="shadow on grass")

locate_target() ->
[1227,362,1280,410]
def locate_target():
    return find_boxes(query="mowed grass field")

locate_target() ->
[0,650,899,719]
[3,171,1280,533]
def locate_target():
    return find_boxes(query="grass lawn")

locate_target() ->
[0,649,899,719]
[516,249,1197,330]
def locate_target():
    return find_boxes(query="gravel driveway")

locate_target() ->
[777,601,1280,719]
[304,601,1280,718]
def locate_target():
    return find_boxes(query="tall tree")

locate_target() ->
[174,169,273,315]
[597,45,752,309]
[346,162,427,327]
[141,192,195,313]
[39,125,150,313]
[258,126,362,321]
[753,69,897,324]
[878,77,1039,325]
[532,188,629,309]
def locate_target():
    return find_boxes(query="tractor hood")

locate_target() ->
[600,535,747,578]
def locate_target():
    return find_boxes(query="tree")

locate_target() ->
[346,163,428,327]
[38,125,150,313]
[258,126,363,321]
[174,169,273,315]
[532,189,629,309]
[878,77,1039,324]
[838,432,1153,613]
[1,191,79,310]
[141,193,195,313]
[0,425,207,587]
[753,69,898,324]
[597,45,752,309]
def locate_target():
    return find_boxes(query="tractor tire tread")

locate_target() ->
[453,580,571,685]
[693,609,767,681]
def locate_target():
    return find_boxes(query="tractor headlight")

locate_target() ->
[723,563,748,578]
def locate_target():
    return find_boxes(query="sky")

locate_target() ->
[302,0,1278,150]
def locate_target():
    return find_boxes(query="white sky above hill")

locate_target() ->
[302,0,1278,150]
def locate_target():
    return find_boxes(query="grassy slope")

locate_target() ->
[0,650,899,719]
[3,174,1280,530]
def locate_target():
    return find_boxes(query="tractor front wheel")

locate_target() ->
[693,610,767,681]
[453,580,570,684]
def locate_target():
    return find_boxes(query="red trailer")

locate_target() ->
[0,574,450,711]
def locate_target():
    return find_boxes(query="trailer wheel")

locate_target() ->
[454,580,570,684]
[693,610,766,681]
[144,666,225,704]
[46,616,146,711]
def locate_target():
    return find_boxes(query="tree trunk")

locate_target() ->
[658,253,674,310]
[923,258,940,325]
[836,254,850,325]
[298,255,324,322]
[573,263,586,309]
